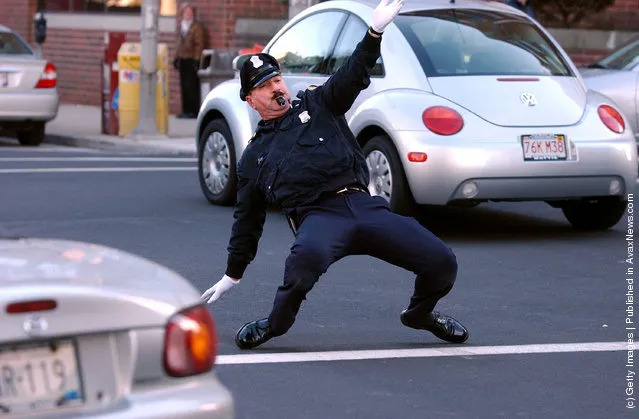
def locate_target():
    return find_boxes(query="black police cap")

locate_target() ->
[239,53,281,101]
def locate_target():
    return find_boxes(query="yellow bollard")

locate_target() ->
[156,43,169,135]
[117,42,169,136]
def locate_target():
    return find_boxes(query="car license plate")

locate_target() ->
[0,73,8,88]
[0,341,83,413]
[521,134,567,161]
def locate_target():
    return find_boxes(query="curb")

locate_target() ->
[44,133,197,157]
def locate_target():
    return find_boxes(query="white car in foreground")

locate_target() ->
[0,237,233,418]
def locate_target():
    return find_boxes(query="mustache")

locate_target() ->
[272,92,285,100]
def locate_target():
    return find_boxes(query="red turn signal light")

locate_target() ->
[35,62,57,89]
[422,106,464,135]
[6,299,57,314]
[163,304,217,377]
[408,152,427,162]
[598,105,625,134]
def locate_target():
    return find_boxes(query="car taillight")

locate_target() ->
[422,106,464,135]
[35,62,57,88]
[598,104,625,134]
[6,299,57,314]
[163,304,217,377]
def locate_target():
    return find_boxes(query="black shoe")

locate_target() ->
[235,318,274,349]
[401,310,469,343]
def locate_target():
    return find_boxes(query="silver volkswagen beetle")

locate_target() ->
[0,237,234,418]
[195,0,637,230]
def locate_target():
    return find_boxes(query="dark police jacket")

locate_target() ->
[225,30,381,279]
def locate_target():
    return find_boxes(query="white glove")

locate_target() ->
[370,0,405,33]
[201,275,240,304]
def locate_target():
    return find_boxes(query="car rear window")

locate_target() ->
[0,32,33,55]
[595,38,639,70]
[395,9,573,77]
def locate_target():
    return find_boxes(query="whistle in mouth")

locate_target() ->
[276,97,285,106]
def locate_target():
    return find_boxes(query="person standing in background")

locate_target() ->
[173,2,206,119]
[504,0,536,19]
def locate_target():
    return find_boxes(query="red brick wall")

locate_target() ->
[528,0,639,30]
[0,0,37,44]
[192,0,288,49]
[581,0,639,30]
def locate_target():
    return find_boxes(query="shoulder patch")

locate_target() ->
[307,85,319,91]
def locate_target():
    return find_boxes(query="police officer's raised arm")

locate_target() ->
[315,0,404,115]
[201,151,267,304]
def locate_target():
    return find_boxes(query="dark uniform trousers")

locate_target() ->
[267,189,458,336]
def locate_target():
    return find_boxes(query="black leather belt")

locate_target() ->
[334,185,369,195]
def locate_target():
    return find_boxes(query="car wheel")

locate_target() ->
[363,135,416,215]
[561,197,627,230]
[198,119,236,206]
[17,123,44,146]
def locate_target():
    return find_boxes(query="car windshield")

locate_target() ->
[592,38,639,70]
[395,9,573,77]
[0,32,33,55]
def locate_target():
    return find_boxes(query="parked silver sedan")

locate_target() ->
[0,237,234,418]
[195,0,637,230]
[579,36,639,142]
[0,25,59,146]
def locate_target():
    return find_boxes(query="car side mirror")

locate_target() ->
[232,54,252,72]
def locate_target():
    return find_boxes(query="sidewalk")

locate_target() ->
[44,104,197,157]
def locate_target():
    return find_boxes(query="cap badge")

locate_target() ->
[250,55,264,68]
[299,111,311,124]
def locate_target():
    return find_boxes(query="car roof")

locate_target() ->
[0,25,12,33]
[351,0,520,14]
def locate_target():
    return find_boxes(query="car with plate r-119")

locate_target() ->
[0,237,234,419]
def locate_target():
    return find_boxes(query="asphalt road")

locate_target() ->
[1,139,636,418]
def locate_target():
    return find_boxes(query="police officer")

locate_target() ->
[201,0,469,349]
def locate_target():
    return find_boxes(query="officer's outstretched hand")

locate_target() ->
[370,0,405,33]
[201,275,240,304]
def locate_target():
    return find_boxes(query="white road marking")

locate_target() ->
[216,341,627,365]
[0,167,197,174]
[0,157,196,162]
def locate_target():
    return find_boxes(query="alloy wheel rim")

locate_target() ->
[366,150,392,202]
[202,131,230,195]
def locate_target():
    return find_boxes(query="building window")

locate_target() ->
[42,0,177,16]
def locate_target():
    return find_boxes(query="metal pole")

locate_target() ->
[133,0,160,135]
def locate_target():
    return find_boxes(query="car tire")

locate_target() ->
[17,123,45,146]
[363,135,416,215]
[561,197,627,230]
[198,119,237,206]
